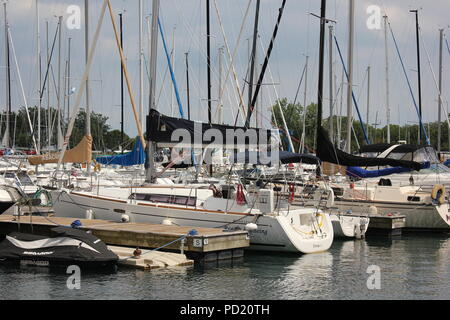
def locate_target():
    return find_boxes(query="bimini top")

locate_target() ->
[359,142,439,164]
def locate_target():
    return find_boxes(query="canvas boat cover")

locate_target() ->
[147,109,275,148]
[96,138,145,166]
[0,226,118,264]
[28,135,92,165]
[230,150,319,166]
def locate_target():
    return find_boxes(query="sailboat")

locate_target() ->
[50,0,335,254]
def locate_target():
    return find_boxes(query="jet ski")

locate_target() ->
[0,226,118,269]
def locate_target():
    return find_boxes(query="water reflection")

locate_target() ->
[0,235,448,299]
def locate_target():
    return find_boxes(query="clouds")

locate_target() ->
[1,0,449,141]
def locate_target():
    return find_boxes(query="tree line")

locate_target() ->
[272,98,450,153]
[0,106,133,152]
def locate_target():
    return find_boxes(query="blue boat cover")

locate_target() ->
[96,139,145,166]
[346,161,430,179]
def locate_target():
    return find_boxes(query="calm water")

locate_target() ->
[0,233,449,300]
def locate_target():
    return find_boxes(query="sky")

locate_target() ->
[1,0,450,141]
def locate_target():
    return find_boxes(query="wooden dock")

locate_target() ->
[0,215,249,263]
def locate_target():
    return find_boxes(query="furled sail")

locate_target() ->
[28,135,92,165]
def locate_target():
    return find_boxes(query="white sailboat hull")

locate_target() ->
[330,214,370,238]
[52,190,334,253]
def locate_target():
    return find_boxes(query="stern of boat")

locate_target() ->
[276,208,334,253]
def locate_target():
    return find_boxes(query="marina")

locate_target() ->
[0,0,448,307]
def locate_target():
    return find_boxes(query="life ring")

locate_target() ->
[431,184,446,205]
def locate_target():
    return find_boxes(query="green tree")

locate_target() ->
[104,129,132,151]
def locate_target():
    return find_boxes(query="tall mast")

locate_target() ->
[300,55,308,153]
[67,37,71,125]
[170,27,175,116]
[246,0,261,128]
[206,0,213,176]
[366,66,370,141]
[46,20,50,150]
[438,28,443,153]
[337,70,344,148]
[57,15,63,150]
[315,0,327,144]
[206,0,212,124]
[328,25,334,140]
[410,9,422,144]
[138,0,144,126]
[3,2,11,149]
[36,0,41,154]
[185,52,191,121]
[85,0,91,171]
[346,0,354,153]
[146,0,160,183]
[119,12,124,153]
[383,15,390,143]
[218,46,224,124]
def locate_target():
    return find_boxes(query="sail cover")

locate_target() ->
[96,138,145,166]
[147,109,275,148]
[231,150,319,166]
[28,135,92,165]
[316,127,422,171]
[346,161,430,179]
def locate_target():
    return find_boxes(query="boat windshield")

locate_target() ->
[16,172,35,186]
[414,163,450,174]
[384,146,439,163]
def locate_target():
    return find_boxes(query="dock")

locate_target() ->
[109,246,194,270]
[0,215,250,264]
[365,213,406,236]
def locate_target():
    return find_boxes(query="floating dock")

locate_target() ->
[366,213,406,236]
[0,215,250,264]
[109,246,194,270]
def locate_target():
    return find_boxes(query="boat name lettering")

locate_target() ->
[22,251,54,256]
